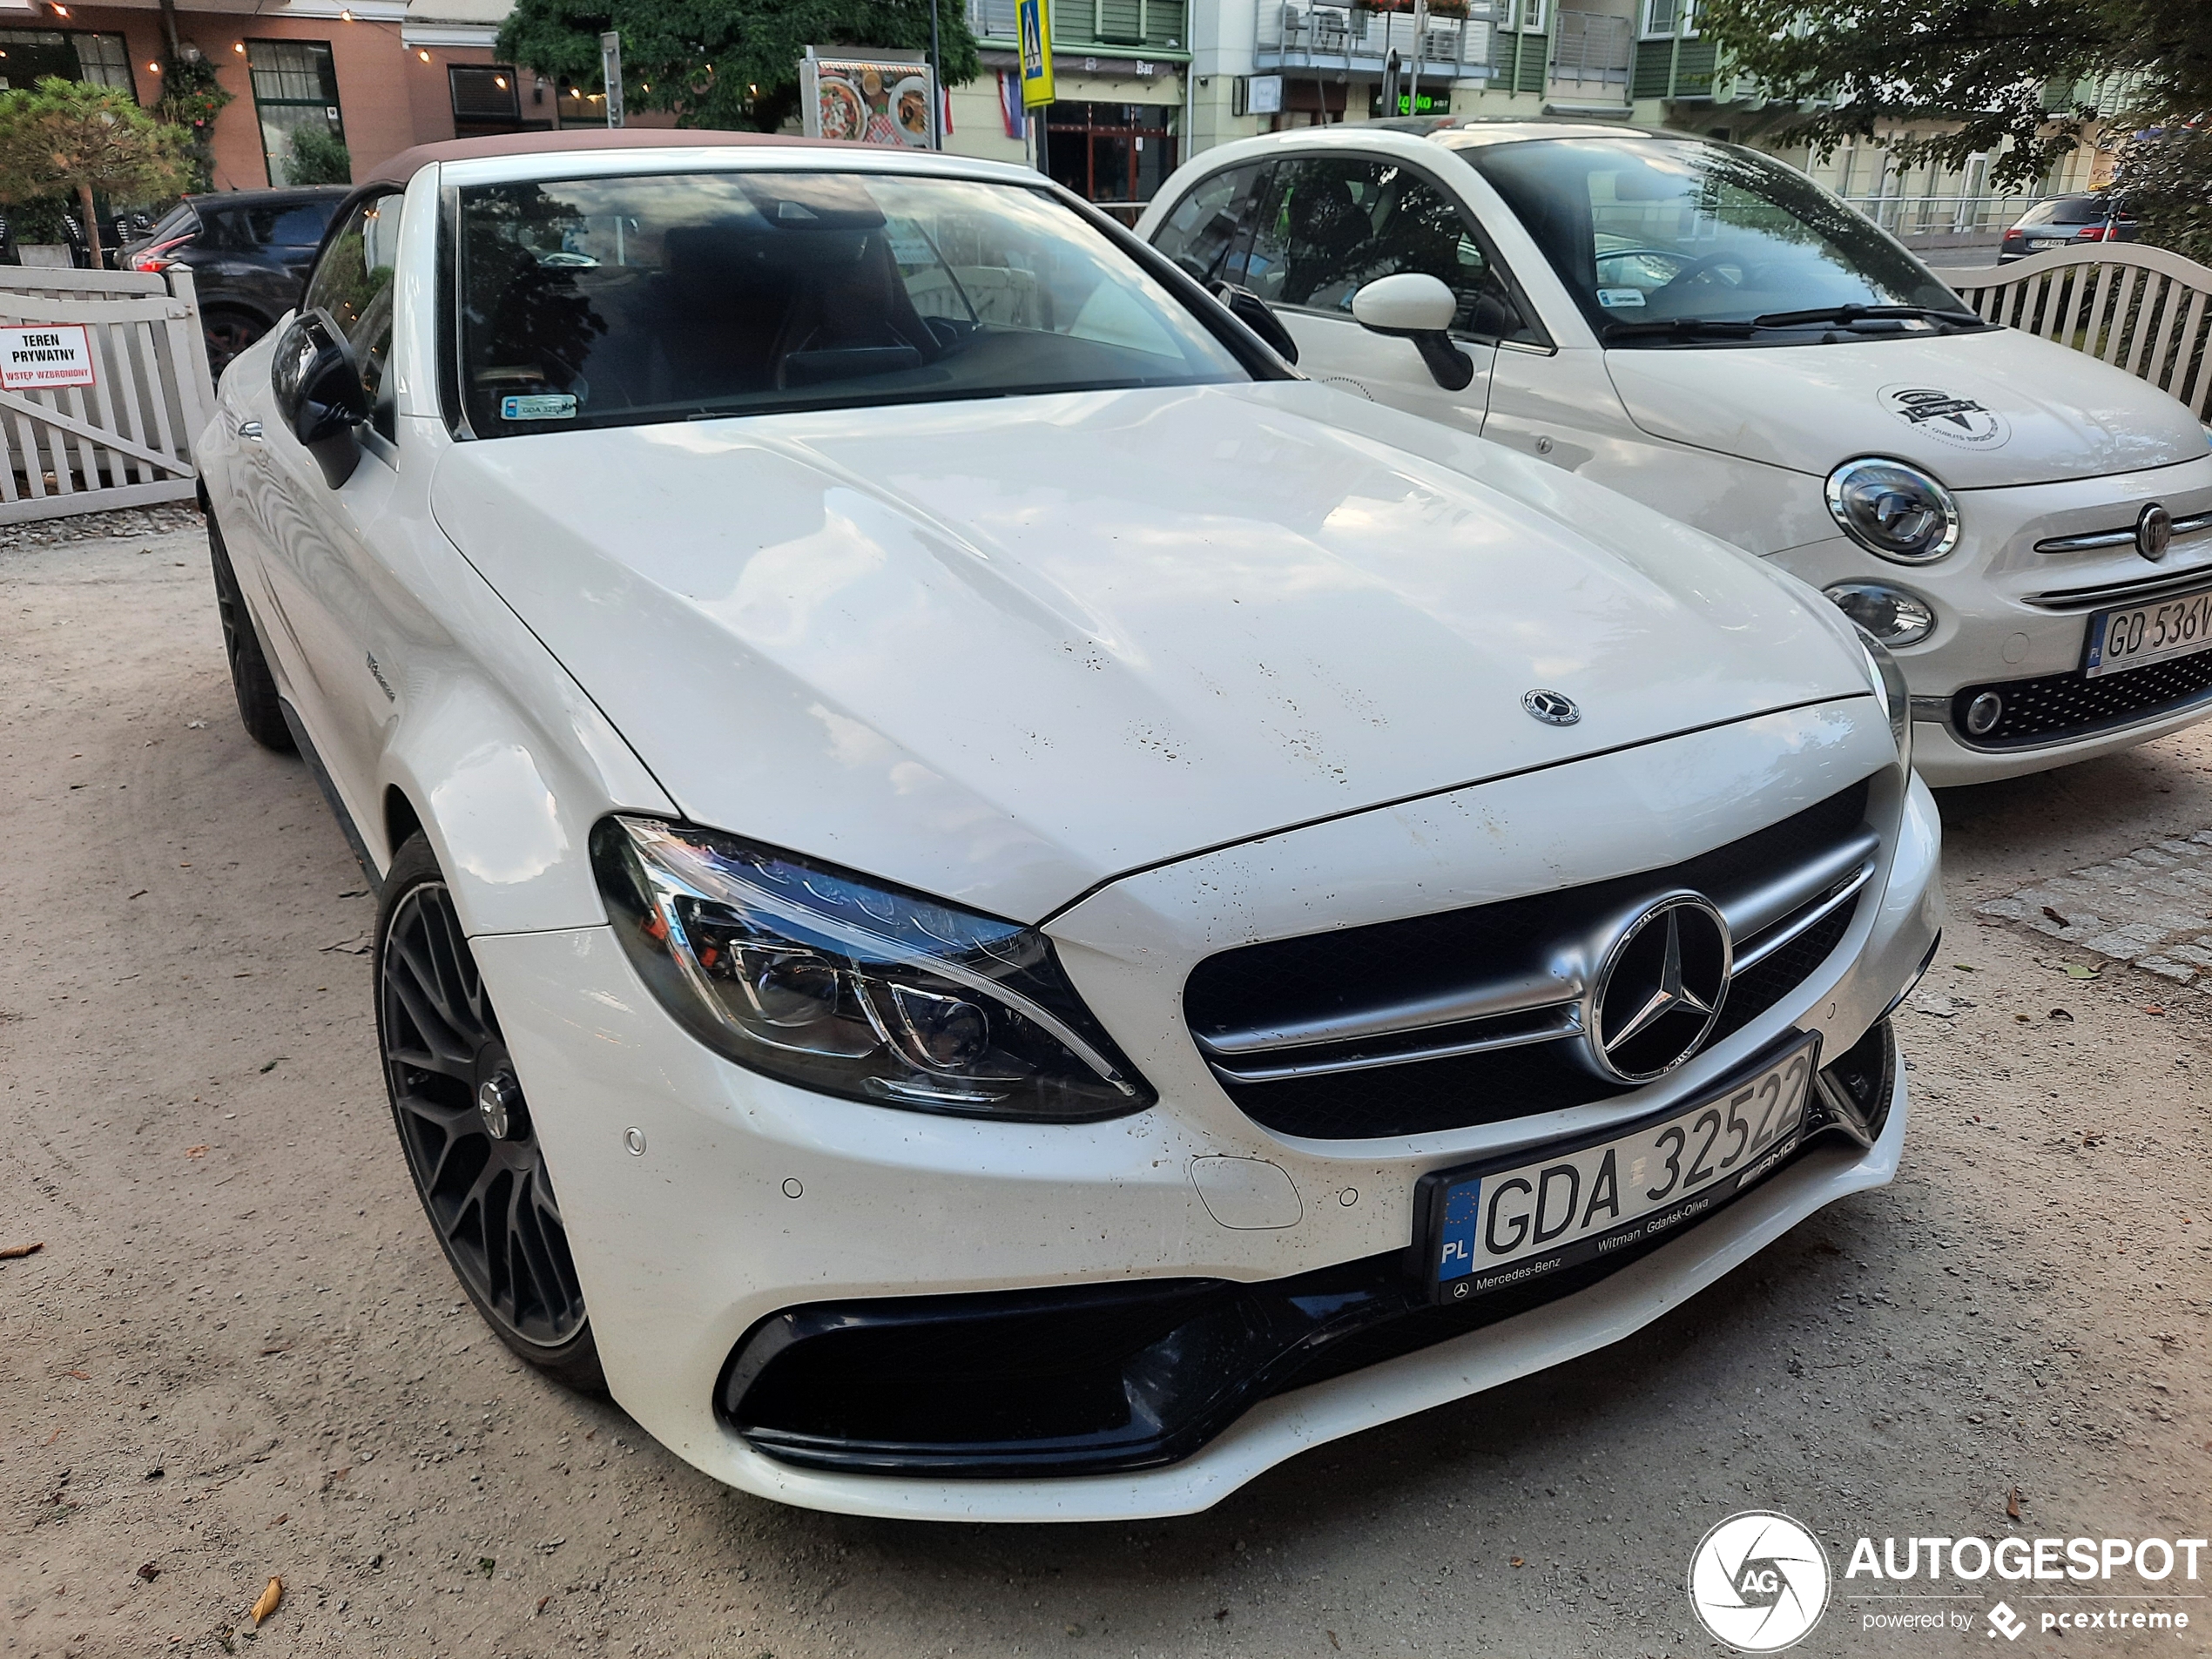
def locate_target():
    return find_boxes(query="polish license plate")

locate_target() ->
[1417,1035,1819,1305]
[2084,587,2212,678]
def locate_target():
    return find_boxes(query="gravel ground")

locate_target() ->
[2,529,2207,1659]
[0,504,208,551]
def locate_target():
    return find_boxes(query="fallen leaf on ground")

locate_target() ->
[2145,1004,2165,1015]
[2041,907,2070,927]
[2050,1008,2074,1022]
[64,1369,88,1379]
[137,1562,159,1581]
[268,1514,287,1527]
[1511,1556,1525,1568]
[0,1241,43,1259]
[1327,1635,1341,1653]
[250,1578,281,1626]
[2062,963,2101,981]
[183,1145,207,1158]
[258,1058,283,1073]
[2006,1487,2023,1521]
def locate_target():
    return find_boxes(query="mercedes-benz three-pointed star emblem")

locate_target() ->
[1581,893,1732,1084]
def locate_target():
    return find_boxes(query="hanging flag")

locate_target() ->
[999,69,1025,138]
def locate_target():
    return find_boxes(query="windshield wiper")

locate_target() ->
[1749,303,1986,330]
[1599,317,1760,341]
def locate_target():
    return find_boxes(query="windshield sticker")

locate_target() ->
[1879,383,2011,448]
[1595,287,1647,309]
[501,393,578,421]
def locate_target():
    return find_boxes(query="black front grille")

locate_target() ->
[1184,779,1873,1141]
[1954,651,2212,747]
[722,1022,1897,1479]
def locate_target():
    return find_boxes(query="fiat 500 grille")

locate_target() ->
[1952,654,2212,748]
[1182,779,1877,1141]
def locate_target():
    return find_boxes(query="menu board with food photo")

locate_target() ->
[801,51,936,147]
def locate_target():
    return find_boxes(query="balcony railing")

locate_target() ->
[968,0,1189,55]
[1257,3,1496,77]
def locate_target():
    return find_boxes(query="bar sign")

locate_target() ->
[0,323,93,389]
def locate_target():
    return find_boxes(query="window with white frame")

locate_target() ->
[1640,0,1678,37]
[1514,0,1548,31]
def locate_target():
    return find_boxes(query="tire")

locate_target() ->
[202,307,267,378]
[206,511,296,753]
[375,835,607,1393]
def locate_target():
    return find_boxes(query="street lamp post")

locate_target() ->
[928,0,944,149]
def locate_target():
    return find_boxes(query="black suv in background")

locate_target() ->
[120,186,350,374]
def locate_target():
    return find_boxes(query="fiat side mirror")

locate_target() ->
[1352,273,1474,392]
[1206,279,1299,365]
[271,309,368,489]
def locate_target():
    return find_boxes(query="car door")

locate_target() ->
[252,189,407,814]
[1235,154,1537,435]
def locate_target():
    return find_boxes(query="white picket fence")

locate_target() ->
[0,265,213,523]
[1943,243,2212,420]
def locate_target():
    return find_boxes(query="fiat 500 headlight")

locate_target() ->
[1824,457,1960,563]
[591,817,1151,1121]
[1823,579,1934,648]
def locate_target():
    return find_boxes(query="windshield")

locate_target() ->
[455,170,1248,435]
[1455,136,1970,345]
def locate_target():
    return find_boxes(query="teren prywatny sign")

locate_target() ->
[0,324,94,390]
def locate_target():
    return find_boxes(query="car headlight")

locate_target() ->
[1824,457,1960,563]
[590,817,1152,1122]
[1823,580,1934,648]
[1859,635,1913,770]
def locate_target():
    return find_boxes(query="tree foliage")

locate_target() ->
[0,78,192,263]
[287,124,354,186]
[497,0,981,134]
[2113,124,2212,263]
[1697,0,2210,186]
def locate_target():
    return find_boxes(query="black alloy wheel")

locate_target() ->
[202,307,266,376]
[376,835,604,1390]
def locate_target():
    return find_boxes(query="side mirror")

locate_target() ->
[1206,279,1300,365]
[1351,273,1474,392]
[271,309,368,489]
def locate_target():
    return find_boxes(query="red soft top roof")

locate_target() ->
[364,128,846,190]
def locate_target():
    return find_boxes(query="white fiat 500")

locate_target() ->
[1139,122,2212,786]
[199,132,1939,1521]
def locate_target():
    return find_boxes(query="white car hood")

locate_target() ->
[430,381,1871,921]
[1605,326,2208,489]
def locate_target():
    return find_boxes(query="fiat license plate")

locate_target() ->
[2084,587,2212,678]
[1417,1035,1819,1305]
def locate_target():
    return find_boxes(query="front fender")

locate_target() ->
[359,415,676,938]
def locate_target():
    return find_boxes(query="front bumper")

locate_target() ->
[472,727,1939,1521]
[1770,451,2212,786]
